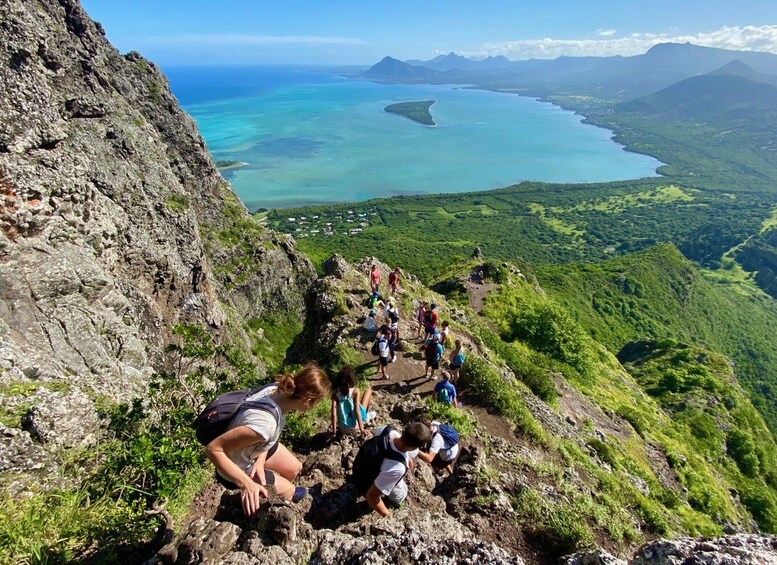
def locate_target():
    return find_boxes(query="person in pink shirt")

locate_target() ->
[370,264,381,292]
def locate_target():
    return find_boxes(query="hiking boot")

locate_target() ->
[292,486,308,503]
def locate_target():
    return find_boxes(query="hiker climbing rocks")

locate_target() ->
[417,417,460,476]
[364,308,379,333]
[421,332,445,380]
[377,327,391,379]
[202,363,330,515]
[434,371,459,407]
[385,300,400,341]
[416,301,428,339]
[349,422,431,516]
[331,365,375,437]
[423,303,439,337]
[368,290,383,310]
[370,264,381,292]
[388,266,402,294]
[448,339,466,384]
[439,320,451,347]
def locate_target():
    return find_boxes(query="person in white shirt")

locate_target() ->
[366,422,431,516]
[416,417,460,475]
[205,363,330,516]
[364,309,378,333]
[377,327,391,379]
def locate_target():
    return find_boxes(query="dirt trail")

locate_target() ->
[360,312,520,446]
[466,279,497,314]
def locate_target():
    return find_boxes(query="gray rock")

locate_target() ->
[323,254,351,279]
[0,0,314,481]
[561,550,627,565]
[631,534,777,564]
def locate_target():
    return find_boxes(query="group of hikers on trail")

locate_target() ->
[194,262,464,518]
[366,277,466,404]
[196,363,461,517]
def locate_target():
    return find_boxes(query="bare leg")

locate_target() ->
[264,471,295,500]
[361,388,373,410]
[265,443,303,482]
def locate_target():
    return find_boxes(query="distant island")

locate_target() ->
[385,100,436,126]
[215,160,248,171]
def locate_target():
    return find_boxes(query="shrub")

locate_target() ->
[424,399,477,437]
[460,355,547,444]
[485,285,595,379]
[739,482,777,533]
[478,328,558,402]
[727,429,760,477]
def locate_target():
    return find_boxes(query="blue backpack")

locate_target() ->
[337,393,357,428]
[436,386,452,404]
[437,424,459,447]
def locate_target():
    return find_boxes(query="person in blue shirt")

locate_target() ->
[433,372,458,407]
[421,333,445,380]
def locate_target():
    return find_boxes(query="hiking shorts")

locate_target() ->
[385,479,408,504]
[379,356,389,367]
[424,326,436,336]
[426,359,439,370]
[450,362,462,370]
[431,452,457,471]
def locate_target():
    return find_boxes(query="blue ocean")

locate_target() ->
[164,66,662,210]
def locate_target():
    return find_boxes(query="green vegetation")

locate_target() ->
[165,193,190,213]
[460,355,548,444]
[0,325,261,562]
[215,160,248,171]
[270,179,773,280]
[619,339,777,532]
[535,244,777,436]
[482,277,597,379]
[424,398,478,437]
[384,100,436,126]
[245,312,303,374]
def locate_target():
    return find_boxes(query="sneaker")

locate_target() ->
[292,486,308,503]
[385,375,391,380]
[367,410,377,421]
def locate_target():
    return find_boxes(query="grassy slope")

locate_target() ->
[477,269,777,535]
[534,244,777,435]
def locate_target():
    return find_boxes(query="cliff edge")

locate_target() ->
[0,0,313,482]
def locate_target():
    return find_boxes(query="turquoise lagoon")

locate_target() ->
[165,66,662,210]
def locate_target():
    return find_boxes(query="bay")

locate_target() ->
[165,66,662,210]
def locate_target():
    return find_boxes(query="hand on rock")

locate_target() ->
[241,481,268,516]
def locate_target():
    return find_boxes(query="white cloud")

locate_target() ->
[148,33,366,47]
[597,28,617,37]
[465,25,777,60]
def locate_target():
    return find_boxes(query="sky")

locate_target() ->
[81,0,777,66]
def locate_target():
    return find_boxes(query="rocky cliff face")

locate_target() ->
[0,0,314,482]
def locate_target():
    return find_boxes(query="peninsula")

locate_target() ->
[215,159,248,171]
[385,100,436,125]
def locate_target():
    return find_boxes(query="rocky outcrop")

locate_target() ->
[0,0,313,484]
[562,534,777,564]
[154,390,526,564]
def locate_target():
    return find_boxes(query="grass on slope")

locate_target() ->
[533,244,777,436]
[477,268,777,535]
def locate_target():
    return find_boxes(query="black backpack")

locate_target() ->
[349,426,407,496]
[424,310,435,326]
[388,309,399,324]
[371,340,380,356]
[192,383,281,446]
